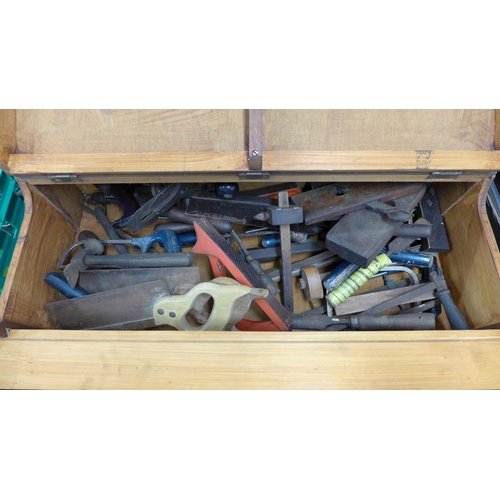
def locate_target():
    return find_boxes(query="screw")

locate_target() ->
[169,311,176,318]
[157,308,164,315]
[251,150,259,157]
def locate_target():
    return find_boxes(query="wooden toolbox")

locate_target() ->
[1,109,500,389]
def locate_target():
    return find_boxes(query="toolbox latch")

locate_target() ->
[47,174,81,182]
[427,171,463,180]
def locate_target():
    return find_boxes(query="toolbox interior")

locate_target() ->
[3,110,500,388]
[1,176,500,334]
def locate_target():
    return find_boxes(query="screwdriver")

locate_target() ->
[231,230,281,296]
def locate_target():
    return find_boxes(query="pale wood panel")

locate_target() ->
[8,152,249,176]
[32,184,84,228]
[2,330,500,389]
[7,151,498,183]
[440,176,500,329]
[0,181,75,330]
[264,110,495,151]
[435,182,474,213]
[13,171,493,185]
[495,110,500,149]
[10,329,499,341]
[0,109,16,169]
[263,150,500,173]
[16,110,246,154]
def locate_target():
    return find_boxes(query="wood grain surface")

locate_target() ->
[263,110,495,151]
[2,329,500,389]
[0,109,16,169]
[16,110,247,153]
[7,151,499,183]
[0,181,75,330]
[440,176,500,329]
[8,152,249,176]
[262,150,500,173]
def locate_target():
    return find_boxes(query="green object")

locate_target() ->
[0,170,25,293]
[326,253,392,307]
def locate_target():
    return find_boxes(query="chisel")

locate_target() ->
[292,313,436,330]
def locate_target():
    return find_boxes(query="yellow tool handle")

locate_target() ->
[326,253,392,307]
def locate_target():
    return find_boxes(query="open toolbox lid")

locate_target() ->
[2,110,500,183]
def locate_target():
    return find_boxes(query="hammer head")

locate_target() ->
[63,239,105,289]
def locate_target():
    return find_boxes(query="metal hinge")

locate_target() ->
[239,171,271,180]
[47,174,81,182]
[427,171,463,180]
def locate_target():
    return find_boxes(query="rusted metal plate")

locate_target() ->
[325,186,427,268]
[292,182,426,225]
[45,280,170,330]
[78,267,201,294]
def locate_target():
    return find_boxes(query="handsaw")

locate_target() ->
[45,278,268,331]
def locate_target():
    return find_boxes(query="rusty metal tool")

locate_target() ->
[333,283,436,316]
[266,251,340,282]
[388,218,432,254]
[398,299,441,315]
[60,239,193,288]
[292,182,426,225]
[164,206,233,234]
[393,221,433,239]
[325,185,427,268]
[46,278,268,331]
[358,281,438,317]
[77,267,201,294]
[191,218,293,331]
[231,230,281,296]
[93,184,141,230]
[185,191,314,234]
[292,312,436,331]
[248,241,325,263]
[417,186,451,252]
[115,183,200,232]
[277,191,299,312]
[62,238,105,289]
[90,205,129,255]
[186,191,276,226]
[429,270,469,329]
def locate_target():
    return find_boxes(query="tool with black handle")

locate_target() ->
[231,230,281,296]
[292,313,436,331]
[429,270,469,330]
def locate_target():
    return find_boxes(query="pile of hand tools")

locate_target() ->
[44,181,468,331]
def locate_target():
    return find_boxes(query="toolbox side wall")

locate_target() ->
[0,180,76,331]
[3,330,500,389]
[440,176,500,328]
